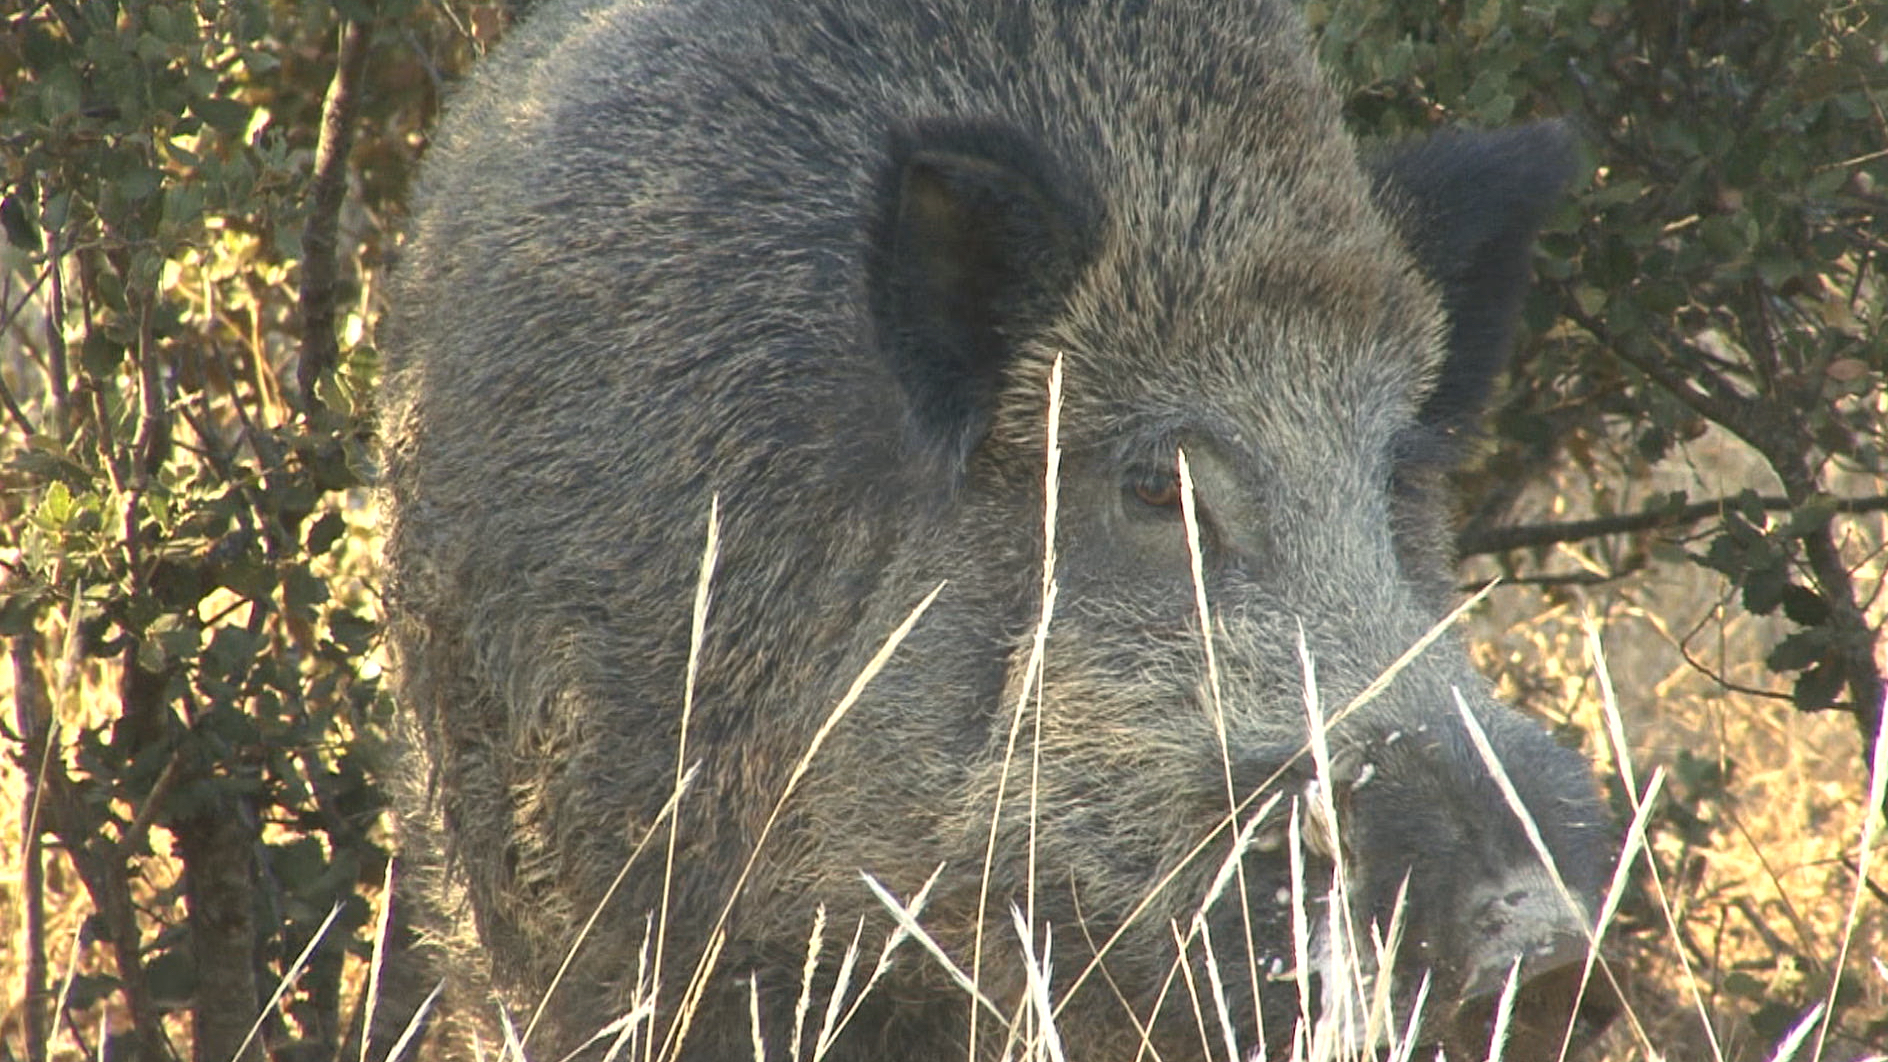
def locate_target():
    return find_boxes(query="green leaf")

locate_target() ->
[115,165,163,204]
[144,949,198,1008]
[38,482,75,529]
[1779,585,1830,627]
[190,96,252,135]
[1,193,41,251]
[1739,564,1787,616]
[283,567,330,614]
[136,634,169,673]
[1731,489,1767,526]
[304,511,346,556]
[327,610,375,654]
[204,625,260,674]
[1793,662,1845,711]
[0,590,48,637]
[80,332,127,376]
[1765,630,1828,673]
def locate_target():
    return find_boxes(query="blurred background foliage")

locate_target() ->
[1311,0,1886,736]
[2,1,501,1058]
[1310,1,1887,1057]
[0,0,1882,1060]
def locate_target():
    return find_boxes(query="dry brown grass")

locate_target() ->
[4,424,1883,1062]
[1464,425,1888,1062]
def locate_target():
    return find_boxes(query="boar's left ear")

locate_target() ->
[1368,122,1578,434]
[869,119,1098,470]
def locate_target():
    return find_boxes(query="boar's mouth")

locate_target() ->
[1434,949,1622,1062]
[1274,869,1622,1062]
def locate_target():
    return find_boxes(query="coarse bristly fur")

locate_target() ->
[378,0,1620,1059]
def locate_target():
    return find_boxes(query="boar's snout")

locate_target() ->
[1287,694,1619,1060]
[1441,867,1621,1062]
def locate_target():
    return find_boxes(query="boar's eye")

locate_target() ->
[1126,469,1183,511]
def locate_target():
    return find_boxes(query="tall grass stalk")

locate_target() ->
[1810,698,1888,1062]
[971,354,1067,1061]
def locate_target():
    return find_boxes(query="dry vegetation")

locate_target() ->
[5,405,1885,1062]
[2,2,1883,1060]
[1464,426,1888,1062]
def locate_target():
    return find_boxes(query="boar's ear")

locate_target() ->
[870,119,1097,468]
[1369,122,1577,434]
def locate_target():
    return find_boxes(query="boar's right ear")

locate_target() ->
[869,120,1097,469]
[1368,122,1578,435]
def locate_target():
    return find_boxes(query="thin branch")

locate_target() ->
[43,227,68,433]
[1459,562,1645,591]
[10,635,51,1062]
[1562,301,1755,435]
[0,257,53,335]
[0,372,35,437]
[1458,493,1888,556]
[297,17,373,407]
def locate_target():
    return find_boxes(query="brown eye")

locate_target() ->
[1130,473,1182,509]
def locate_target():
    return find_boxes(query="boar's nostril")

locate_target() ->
[1434,865,1621,1060]
[1456,868,1586,994]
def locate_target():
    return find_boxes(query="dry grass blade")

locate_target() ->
[861,867,1004,1020]
[1451,691,1596,931]
[1558,763,1665,1062]
[379,982,445,1062]
[973,354,1065,1062]
[747,976,765,1062]
[1772,1002,1828,1062]
[811,916,868,1059]
[1389,971,1435,1062]
[1176,449,1227,760]
[1453,689,1665,1062]
[1365,876,1412,1059]
[656,579,945,1062]
[595,916,657,1062]
[645,495,721,1062]
[48,918,83,1056]
[527,764,700,1049]
[1051,778,1279,1021]
[1580,618,1721,1062]
[1810,702,1888,1062]
[1582,616,1636,796]
[1287,798,1317,1053]
[1615,794,1726,1062]
[1180,446,1266,1051]
[1193,912,1242,1062]
[1012,904,1070,1062]
[233,901,343,1062]
[825,862,942,1041]
[595,1001,657,1062]
[1196,793,1287,918]
[659,927,728,1062]
[791,904,828,1061]
[362,859,397,1062]
[1333,581,1499,727]
[1486,959,1525,1062]
[499,999,532,1062]
[1170,917,1218,1061]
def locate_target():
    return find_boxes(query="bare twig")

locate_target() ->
[297,16,373,407]
[1459,493,1888,556]
[10,635,52,1062]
